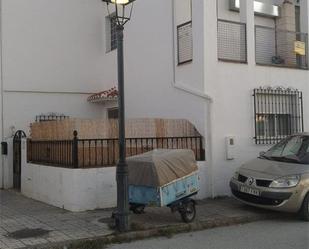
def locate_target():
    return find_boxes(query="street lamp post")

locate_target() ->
[101,0,136,232]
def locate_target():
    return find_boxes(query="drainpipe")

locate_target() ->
[0,0,4,189]
[171,0,215,198]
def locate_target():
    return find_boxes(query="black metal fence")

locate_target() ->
[253,88,304,145]
[28,139,74,167]
[217,19,247,63]
[35,114,69,122]
[27,132,205,168]
[255,25,308,70]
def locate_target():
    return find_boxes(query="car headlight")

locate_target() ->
[233,171,239,180]
[269,175,301,188]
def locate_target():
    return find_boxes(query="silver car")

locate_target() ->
[230,133,309,221]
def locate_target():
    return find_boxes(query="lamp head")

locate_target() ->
[102,0,136,26]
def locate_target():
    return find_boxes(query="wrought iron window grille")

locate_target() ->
[253,87,304,145]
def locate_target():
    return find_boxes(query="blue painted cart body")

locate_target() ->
[129,171,199,207]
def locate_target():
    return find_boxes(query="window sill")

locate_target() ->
[218,58,248,64]
[256,63,309,71]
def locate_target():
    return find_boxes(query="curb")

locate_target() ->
[29,213,281,249]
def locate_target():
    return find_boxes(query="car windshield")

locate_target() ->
[261,135,309,164]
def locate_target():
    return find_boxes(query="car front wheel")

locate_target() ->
[300,193,309,221]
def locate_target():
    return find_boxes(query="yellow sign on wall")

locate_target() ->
[294,41,306,56]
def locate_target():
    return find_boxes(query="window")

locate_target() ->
[108,108,118,119]
[177,21,193,65]
[106,14,117,53]
[217,20,247,63]
[253,88,304,144]
[175,0,193,65]
[256,114,291,138]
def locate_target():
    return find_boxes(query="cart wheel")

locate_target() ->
[180,201,196,223]
[131,205,145,214]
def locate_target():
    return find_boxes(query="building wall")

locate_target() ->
[3,92,103,136]
[2,0,107,93]
[0,0,112,187]
[22,162,209,212]
[206,64,309,195]
[100,0,207,137]
[1,0,308,198]
[205,0,309,196]
[217,0,276,27]
[90,0,211,196]
[0,0,110,136]
[98,0,309,197]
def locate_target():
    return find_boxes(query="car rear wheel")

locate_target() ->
[300,193,309,221]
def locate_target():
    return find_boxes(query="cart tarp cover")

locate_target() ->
[127,149,198,187]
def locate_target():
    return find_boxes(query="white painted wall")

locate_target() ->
[0,0,4,189]
[1,0,308,200]
[204,0,309,196]
[100,0,309,198]
[3,92,104,137]
[0,0,114,138]
[21,139,118,211]
[175,0,192,25]
[217,0,275,27]
[2,0,107,93]
[2,138,13,189]
[100,0,207,138]
[196,161,210,199]
[174,0,205,93]
[22,164,118,211]
[0,0,112,186]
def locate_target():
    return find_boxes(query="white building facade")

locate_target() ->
[0,0,309,199]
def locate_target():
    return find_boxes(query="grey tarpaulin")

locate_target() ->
[127,149,198,187]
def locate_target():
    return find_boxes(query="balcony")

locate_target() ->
[255,25,308,70]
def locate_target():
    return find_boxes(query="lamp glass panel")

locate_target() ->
[111,0,129,4]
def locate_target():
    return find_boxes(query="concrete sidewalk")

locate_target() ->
[0,190,292,249]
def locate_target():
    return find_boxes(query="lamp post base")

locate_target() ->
[115,161,130,232]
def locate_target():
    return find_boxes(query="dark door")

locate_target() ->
[13,130,26,190]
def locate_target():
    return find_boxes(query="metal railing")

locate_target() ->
[27,132,205,168]
[217,19,247,63]
[35,114,69,122]
[255,25,308,69]
[27,140,74,167]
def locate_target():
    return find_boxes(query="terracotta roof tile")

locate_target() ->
[87,87,118,103]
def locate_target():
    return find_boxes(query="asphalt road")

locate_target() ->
[107,219,309,249]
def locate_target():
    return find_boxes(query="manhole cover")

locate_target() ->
[7,228,50,239]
